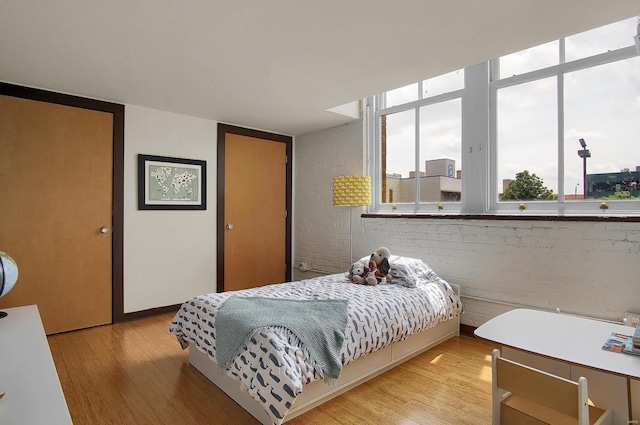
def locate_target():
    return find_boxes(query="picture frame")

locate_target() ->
[138,154,207,210]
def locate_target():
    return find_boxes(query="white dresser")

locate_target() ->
[0,305,72,424]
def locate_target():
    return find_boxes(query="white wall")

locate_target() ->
[294,120,640,327]
[124,105,217,313]
[294,119,368,273]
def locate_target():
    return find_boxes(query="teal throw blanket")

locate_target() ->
[216,296,349,380]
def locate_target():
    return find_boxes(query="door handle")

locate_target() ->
[226,223,234,230]
[100,226,110,234]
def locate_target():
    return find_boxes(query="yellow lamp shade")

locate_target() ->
[333,175,371,206]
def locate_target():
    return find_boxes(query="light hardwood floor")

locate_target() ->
[48,314,497,425]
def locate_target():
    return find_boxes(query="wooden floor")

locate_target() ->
[48,314,498,425]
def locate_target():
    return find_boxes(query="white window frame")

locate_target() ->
[369,84,465,215]
[489,43,640,215]
[367,37,640,217]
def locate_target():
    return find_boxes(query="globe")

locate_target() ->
[0,251,19,319]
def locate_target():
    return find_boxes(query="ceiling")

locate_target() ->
[1,1,640,136]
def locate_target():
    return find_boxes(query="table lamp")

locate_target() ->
[333,175,371,263]
[0,251,19,319]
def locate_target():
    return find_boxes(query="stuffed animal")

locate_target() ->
[348,262,369,284]
[364,269,380,286]
[367,247,393,285]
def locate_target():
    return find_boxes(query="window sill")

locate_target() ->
[361,213,640,222]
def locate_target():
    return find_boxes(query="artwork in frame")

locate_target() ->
[138,154,207,210]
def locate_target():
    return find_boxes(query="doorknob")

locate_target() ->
[100,226,110,234]
[226,223,234,230]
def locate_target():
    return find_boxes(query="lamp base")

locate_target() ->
[0,311,7,319]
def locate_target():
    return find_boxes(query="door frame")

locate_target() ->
[0,82,126,323]
[217,123,292,292]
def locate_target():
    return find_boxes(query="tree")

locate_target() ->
[600,190,639,200]
[501,170,555,201]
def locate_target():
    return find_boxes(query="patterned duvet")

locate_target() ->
[170,262,462,425]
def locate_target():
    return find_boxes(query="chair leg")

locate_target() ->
[577,377,589,425]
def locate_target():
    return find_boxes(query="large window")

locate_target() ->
[374,70,463,212]
[563,57,640,200]
[368,16,640,215]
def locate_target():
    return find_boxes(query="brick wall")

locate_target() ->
[294,120,640,326]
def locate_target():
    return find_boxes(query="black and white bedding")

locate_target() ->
[169,256,462,425]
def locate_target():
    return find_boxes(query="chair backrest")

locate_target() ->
[491,349,590,425]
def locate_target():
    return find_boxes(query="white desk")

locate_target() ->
[0,305,73,424]
[475,308,640,423]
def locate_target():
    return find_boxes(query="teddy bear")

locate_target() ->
[366,247,393,285]
[348,262,370,284]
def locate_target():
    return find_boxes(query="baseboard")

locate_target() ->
[460,323,477,337]
[120,303,181,322]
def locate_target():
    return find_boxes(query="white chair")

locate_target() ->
[491,349,612,425]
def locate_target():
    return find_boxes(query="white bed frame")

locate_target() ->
[188,284,461,424]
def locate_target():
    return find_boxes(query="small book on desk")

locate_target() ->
[624,335,640,356]
[602,332,629,353]
[632,326,640,347]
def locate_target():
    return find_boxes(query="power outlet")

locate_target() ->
[624,312,640,327]
[297,262,309,272]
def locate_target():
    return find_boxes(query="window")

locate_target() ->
[382,109,416,204]
[499,40,559,78]
[368,16,640,216]
[496,77,558,200]
[565,18,638,62]
[374,71,464,213]
[385,83,419,109]
[563,57,640,201]
[419,99,462,203]
[493,17,640,212]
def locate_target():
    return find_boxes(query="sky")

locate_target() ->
[383,17,640,197]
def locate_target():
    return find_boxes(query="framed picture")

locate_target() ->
[138,154,207,210]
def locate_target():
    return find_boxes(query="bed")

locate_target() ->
[170,256,462,425]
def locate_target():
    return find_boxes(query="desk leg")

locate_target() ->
[631,378,639,424]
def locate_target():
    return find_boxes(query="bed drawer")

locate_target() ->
[187,315,461,424]
[392,318,459,361]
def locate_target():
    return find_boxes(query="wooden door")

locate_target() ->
[0,94,114,334]
[217,125,292,292]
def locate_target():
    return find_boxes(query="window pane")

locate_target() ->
[381,109,416,204]
[565,17,637,63]
[421,69,464,99]
[564,56,640,200]
[419,99,462,202]
[384,82,419,108]
[499,40,559,78]
[497,77,558,201]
